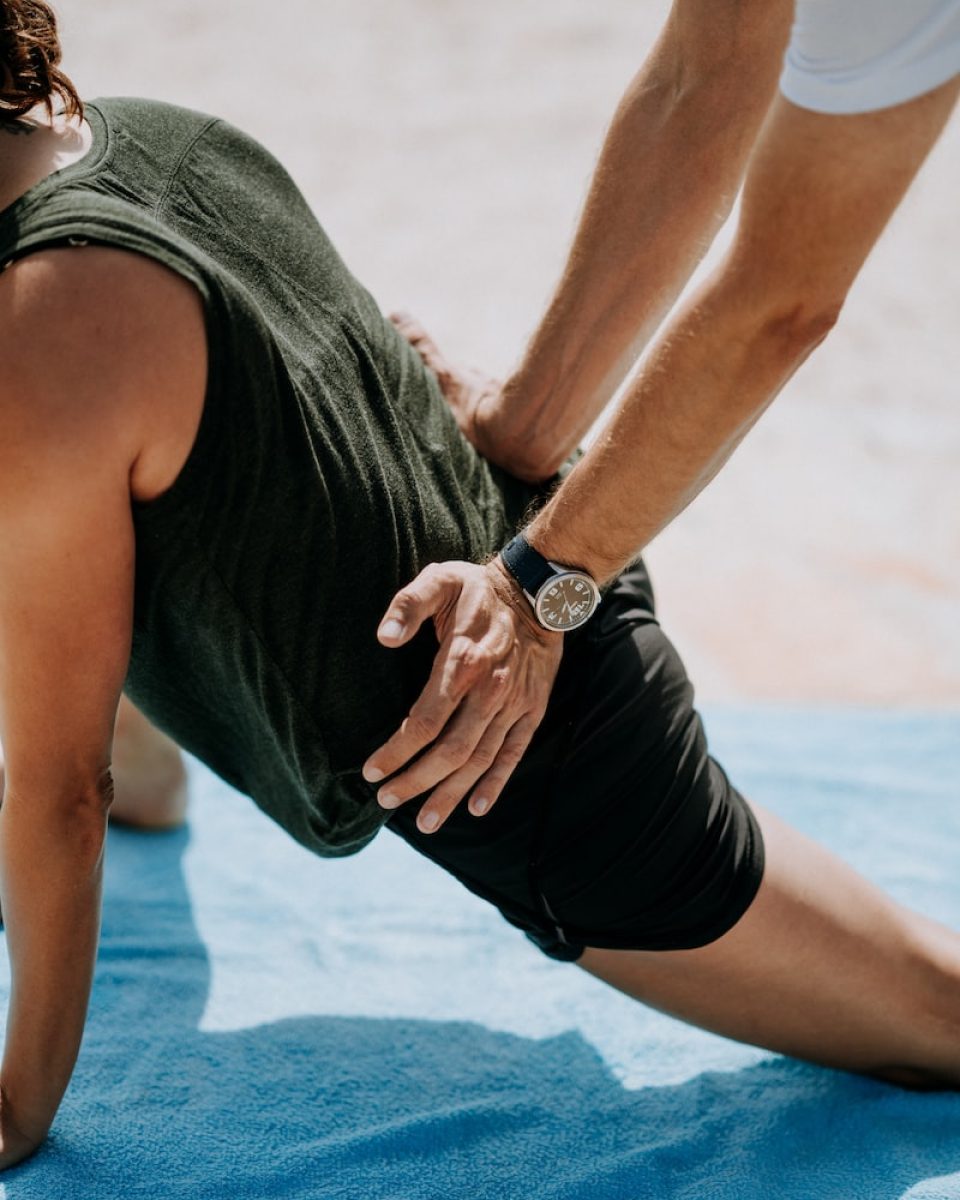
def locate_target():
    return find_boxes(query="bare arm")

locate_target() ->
[366,37,959,830]
[363,0,792,825]
[526,79,960,582]
[480,0,792,481]
[0,247,196,1163]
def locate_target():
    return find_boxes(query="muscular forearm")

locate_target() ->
[0,786,108,1153]
[487,0,792,480]
[525,266,829,583]
[520,63,959,580]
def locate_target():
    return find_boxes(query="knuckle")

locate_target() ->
[432,561,465,588]
[392,588,419,615]
[431,789,460,813]
[428,782,462,809]
[494,610,516,640]
[450,642,483,677]
[469,743,496,771]
[489,666,511,693]
[441,736,472,764]
[498,743,525,769]
[404,712,441,742]
[478,691,504,721]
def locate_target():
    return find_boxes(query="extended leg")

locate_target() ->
[580,803,960,1089]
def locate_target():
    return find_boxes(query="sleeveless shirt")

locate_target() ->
[0,99,536,856]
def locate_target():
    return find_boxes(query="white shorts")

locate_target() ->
[780,0,960,114]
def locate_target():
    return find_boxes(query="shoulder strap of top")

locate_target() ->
[1,103,213,287]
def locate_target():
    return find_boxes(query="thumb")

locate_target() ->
[377,565,456,647]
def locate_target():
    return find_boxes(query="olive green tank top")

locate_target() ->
[0,98,537,856]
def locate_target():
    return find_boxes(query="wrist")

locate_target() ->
[526,500,624,587]
[0,1086,46,1169]
[494,534,601,633]
[477,382,570,484]
[484,558,561,643]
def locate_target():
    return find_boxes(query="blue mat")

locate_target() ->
[3,709,960,1199]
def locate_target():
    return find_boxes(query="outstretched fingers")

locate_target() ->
[464,712,543,817]
[364,559,563,832]
[367,631,500,787]
[405,710,518,833]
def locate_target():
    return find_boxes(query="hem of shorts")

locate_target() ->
[530,800,767,963]
[779,50,960,114]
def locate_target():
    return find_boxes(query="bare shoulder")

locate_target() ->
[0,246,207,490]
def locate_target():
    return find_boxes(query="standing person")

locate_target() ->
[3,0,960,1173]
[365,1,960,833]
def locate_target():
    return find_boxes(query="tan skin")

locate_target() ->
[0,112,189,834]
[363,6,960,835]
[1,82,960,1168]
[0,109,204,1168]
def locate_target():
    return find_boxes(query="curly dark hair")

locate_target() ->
[0,0,82,124]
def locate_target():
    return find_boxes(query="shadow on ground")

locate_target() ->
[3,815,959,1200]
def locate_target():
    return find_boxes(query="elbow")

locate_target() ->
[715,219,850,368]
[712,260,847,369]
[68,770,116,837]
[1,768,115,841]
[49,769,116,821]
[92,767,117,817]
[48,773,114,869]
[755,298,844,362]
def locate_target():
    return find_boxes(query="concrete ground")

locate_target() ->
[63,1,960,705]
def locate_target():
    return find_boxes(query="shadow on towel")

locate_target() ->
[4,805,960,1200]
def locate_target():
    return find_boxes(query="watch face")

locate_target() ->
[534,572,600,632]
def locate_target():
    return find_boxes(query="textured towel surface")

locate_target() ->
[2,709,960,1199]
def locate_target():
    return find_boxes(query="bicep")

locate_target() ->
[0,250,182,800]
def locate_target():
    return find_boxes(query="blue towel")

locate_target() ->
[2,709,960,1199]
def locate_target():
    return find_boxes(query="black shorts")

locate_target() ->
[386,559,764,962]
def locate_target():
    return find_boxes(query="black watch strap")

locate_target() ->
[500,533,555,597]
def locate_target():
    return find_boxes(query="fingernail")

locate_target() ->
[470,797,489,817]
[379,620,405,640]
[363,764,384,783]
[419,810,439,833]
[378,791,400,809]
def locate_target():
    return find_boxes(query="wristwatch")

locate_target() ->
[499,533,601,633]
